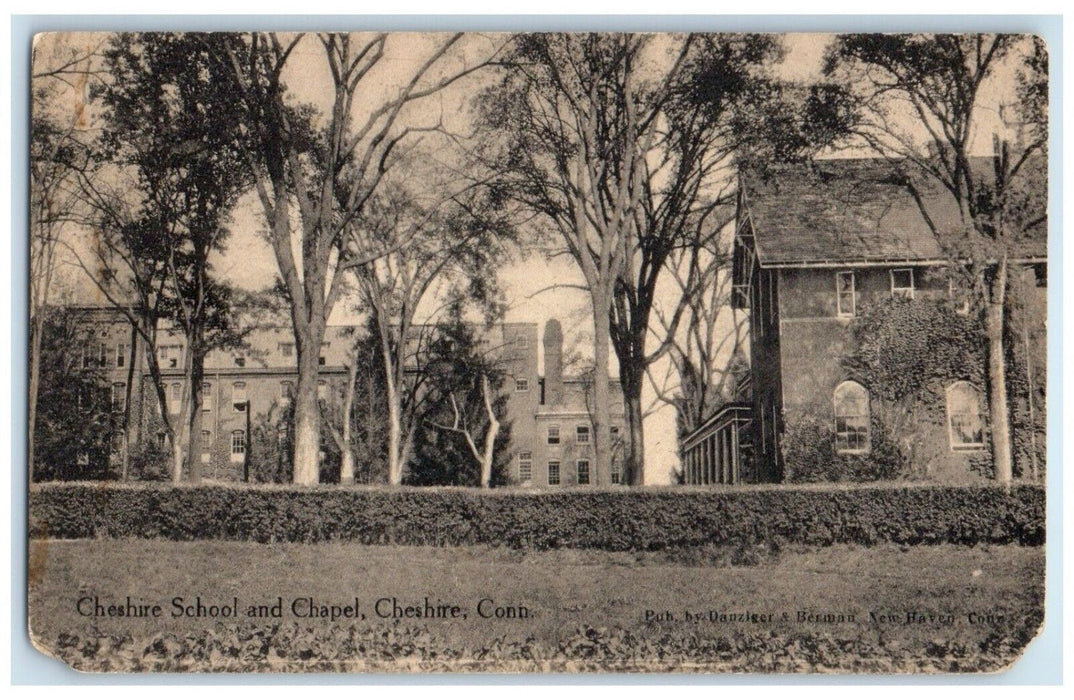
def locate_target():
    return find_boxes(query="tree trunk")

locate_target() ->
[591,289,613,487]
[624,385,645,486]
[121,324,138,481]
[385,366,404,485]
[186,358,205,484]
[479,375,500,488]
[338,355,360,484]
[292,338,322,485]
[986,255,1013,486]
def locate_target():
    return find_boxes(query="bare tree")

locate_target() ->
[479,34,688,485]
[823,34,1047,485]
[648,223,749,439]
[29,38,103,470]
[351,176,512,485]
[218,32,501,484]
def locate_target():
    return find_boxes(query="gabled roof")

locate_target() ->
[740,157,1046,267]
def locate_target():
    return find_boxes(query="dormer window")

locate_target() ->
[279,342,294,358]
[234,355,246,368]
[891,268,915,299]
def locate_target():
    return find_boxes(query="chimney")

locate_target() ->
[543,318,564,406]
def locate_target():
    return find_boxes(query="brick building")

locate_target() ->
[57,310,624,486]
[681,158,1047,484]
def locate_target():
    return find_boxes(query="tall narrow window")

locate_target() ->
[947,382,985,450]
[169,383,181,415]
[280,381,293,405]
[232,382,247,412]
[200,430,212,464]
[230,430,246,462]
[518,451,532,483]
[611,459,621,485]
[116,343,126,368]
[98,342,108,368]
[891,268,915,299]
[836,271,857,317]
[547,461,561,486]
[576,459,590,485]
[317,380,328,401]
[202,383,213,412]
[111,382,126,413]
[833,380,870,453]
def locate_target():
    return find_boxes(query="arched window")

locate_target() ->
[833,380,870,453]
[947,382,985,450]
[230,430,246,462]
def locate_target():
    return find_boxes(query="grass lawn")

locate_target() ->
[28,540,1044,672]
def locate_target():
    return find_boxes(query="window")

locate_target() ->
[947,382,985,450]
[111,382,126,413]
[515,378,529,392]
[83,342,106,368]
[576,459,590,485]
[111,430,125,457]
[833,380,870,453]
[234,354,246,368]
[157,432,169,451]
[279,342,294,358]
[317,380,328,401]
[576,425,590,444]
[836,272,857,317]
[158,345,182,369]
[169,383,181,415]
[232,382,247,412]
[230,430,246,462]
[202,383,213,412]
[516,336,529,350]
[891,268,915,299]
[116,343,126,368]
[200,430,212,464]
[280,381,293,405]
[547,461,561,486]
[611,460,621,485]
[518,451,532,483]
[547,425,560,445]
[319,342,330,366]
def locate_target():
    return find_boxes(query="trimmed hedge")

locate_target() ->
[28,482,1044,549]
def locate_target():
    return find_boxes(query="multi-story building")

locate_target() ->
[681,158,1047,484]
[53,310,625,486]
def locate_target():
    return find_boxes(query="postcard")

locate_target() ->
[27,29,1048,673]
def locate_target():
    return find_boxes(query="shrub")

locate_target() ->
[29,482,1044,549]
[782,415,905,483]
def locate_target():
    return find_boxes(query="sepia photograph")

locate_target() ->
[25,28,1048,674]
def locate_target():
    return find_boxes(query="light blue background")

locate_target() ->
[10,14,1063,685]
